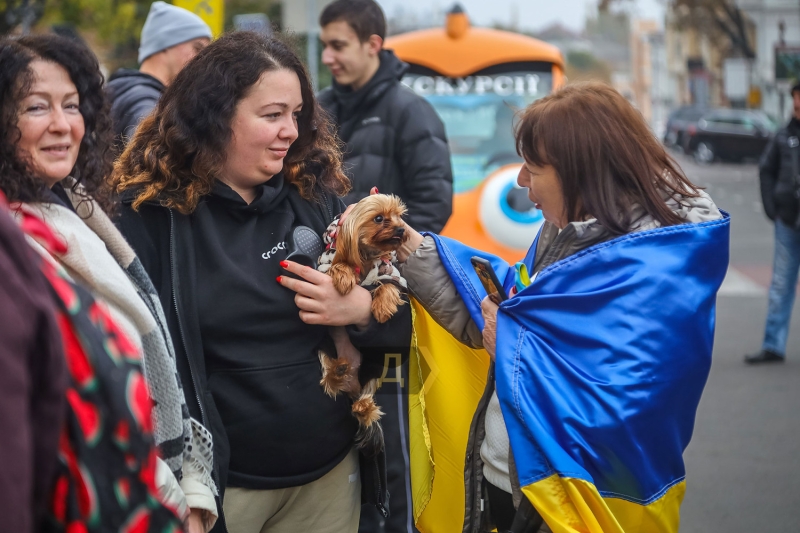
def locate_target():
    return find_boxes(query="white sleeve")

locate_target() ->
[181,457,218,531]
[155,456,189,521]
[181,418,219,531]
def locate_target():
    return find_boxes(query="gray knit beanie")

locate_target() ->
[138,1,212,64]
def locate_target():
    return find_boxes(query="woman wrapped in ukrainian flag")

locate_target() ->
[388,82,730,532]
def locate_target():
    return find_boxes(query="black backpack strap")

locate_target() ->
[508,498,544,533]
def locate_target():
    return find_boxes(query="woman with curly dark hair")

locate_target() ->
[0,33,219,533]
[0,35,113,210]
[113,31,407,533]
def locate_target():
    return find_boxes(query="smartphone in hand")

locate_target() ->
[470,256,507,305]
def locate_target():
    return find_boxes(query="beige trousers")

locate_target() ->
[223,448,361,533]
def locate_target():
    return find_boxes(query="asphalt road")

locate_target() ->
[671,152,800,532]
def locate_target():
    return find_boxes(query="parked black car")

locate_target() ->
[683,109,778,164]
[664,105,708,150]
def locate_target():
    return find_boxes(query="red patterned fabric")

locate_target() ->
[12,206,183,533]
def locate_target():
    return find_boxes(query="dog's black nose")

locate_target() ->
[394,227,405,236]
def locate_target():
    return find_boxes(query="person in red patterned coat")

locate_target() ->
[15,201,184,533]
[0,196,64,533]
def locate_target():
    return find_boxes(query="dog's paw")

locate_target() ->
[319,350,351,397]
[371,283,403,323]
[329,263,358,295]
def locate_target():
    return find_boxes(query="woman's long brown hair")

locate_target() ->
[516,81,700,234]
[112,32,349,214]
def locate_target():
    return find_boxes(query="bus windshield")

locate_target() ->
[403,71,553,192]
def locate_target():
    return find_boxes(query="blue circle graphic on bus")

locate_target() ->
[479,166,546,250]
[499,180,544,224]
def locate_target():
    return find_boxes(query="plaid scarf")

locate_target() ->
[18,192,214,493]
[15,202,184,532]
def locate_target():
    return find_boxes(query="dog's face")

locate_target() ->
[348,194,409,253]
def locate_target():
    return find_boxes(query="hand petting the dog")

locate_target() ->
[278,260,373,329]
[338,186,425,263]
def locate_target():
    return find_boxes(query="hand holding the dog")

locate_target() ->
[481,296,499,360]
[278,260,373,328]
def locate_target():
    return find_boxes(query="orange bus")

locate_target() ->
[385,6,565,262]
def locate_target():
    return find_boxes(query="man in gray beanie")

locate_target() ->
[107,1,212,150]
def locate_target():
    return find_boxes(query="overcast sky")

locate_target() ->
[375,0,665,33]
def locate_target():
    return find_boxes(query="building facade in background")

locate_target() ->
[629,19,671,134]
[738,0,800,120]
[664,12,728,110]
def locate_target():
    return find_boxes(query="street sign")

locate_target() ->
[775,46,800,81]
[724,58,750,100]
[173,0,224,37]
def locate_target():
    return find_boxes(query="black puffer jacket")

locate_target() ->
[759,118,800,226]
[106,69,164,148]
[318,50,453,233]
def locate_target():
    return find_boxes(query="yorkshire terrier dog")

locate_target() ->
[316,194,410,455]
[328,194,409,323]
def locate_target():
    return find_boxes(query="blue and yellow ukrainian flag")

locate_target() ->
[408,213,730,532]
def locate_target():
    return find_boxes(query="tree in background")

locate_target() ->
[48,1,151,68]
[669,0,754,59]
[600,0,754,59]
[1,0,281,70]
[1,0,44,34]
[597,0,756,59]
[565,50,613,83]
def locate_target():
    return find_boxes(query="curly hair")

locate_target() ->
[112,31,349,214]
[0,34,114,212]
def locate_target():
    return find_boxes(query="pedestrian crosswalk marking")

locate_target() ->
[718,268,766,297]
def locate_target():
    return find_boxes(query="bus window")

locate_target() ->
[403,71,553,192]
[386,6,564,262]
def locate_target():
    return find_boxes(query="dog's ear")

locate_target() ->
[334,212,363,268]
[392,195,408,217]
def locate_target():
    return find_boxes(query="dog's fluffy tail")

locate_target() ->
[352,379,384,457]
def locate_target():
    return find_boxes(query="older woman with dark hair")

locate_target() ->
[0,35,112,209]
[0,33,217,532]
[332,82,730,532]
[113,31,407,533]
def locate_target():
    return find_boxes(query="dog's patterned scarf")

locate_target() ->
[317,216,408,291]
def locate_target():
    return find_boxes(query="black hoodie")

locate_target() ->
[106,69,165,148]
[318,50,453,233]
[117,178,407,519]
[191,177,365,488]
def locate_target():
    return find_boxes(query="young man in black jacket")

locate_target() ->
[318,0,453,235]
[318,3,452,532]
[106,1,210,149]
[747,83,800,364]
